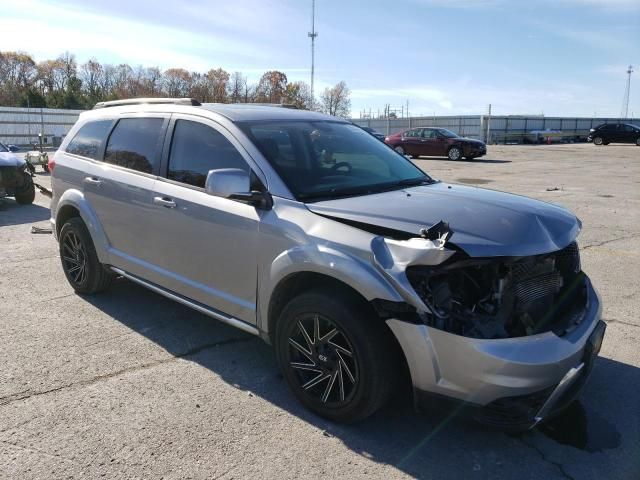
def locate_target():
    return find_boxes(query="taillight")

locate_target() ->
[48,156,56,172]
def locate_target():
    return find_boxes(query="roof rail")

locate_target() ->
[93,98,201,110]
[240,103,299,109]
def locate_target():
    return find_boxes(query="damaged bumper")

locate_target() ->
[387,278,603,429]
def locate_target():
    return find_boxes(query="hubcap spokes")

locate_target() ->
[287,314,358,405]
[62,232,87,285]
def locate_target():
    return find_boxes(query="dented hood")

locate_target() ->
[306,182,581,257]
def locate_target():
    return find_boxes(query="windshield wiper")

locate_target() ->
[396,176,434,187]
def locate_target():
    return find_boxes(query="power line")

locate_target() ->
[308,0,318,108]
[621,65,633,118]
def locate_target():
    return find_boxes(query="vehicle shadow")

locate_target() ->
[0,199,50,226]
[81,279,638,479]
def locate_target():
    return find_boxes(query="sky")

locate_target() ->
[2,0,639,117]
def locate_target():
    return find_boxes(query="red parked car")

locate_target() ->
[385,127,487,160]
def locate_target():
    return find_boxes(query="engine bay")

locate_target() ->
[407,242,588,339]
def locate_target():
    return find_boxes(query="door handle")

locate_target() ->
[153,196,177,208]
[84,176,102,186]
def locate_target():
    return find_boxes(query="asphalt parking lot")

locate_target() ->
[1,143,638,479]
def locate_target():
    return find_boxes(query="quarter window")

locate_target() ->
[104,118,164,174]
[168,120,248,188]
[66,120,112,160]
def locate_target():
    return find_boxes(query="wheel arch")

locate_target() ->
[261,246,405,341]
[55,189,110,262]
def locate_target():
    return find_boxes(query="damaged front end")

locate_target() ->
[407,241,587,339]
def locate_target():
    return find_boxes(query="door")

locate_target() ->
[149,116,261,323]
[622,124,638,143]
[401,129,423,156]
[420,129,442,156]
[83,115,168,280]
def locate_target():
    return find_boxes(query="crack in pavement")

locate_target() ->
[603,317,639,329]
[515,435,575,480]
[581,234,639,251]
[0,335,257,407]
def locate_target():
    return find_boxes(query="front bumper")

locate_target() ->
[387,277,603,429]
[464,144,487,157]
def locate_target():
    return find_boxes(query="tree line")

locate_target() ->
[0,51,351,117]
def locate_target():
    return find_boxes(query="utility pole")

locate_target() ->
[308,0,318,109]
[621,65,633,118]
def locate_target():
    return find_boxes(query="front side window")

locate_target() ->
[437,129,460,138]
[104,118,164,174]
[66,120,113,160]
[168,120,248,188]
[240,120,432,201]
[422,129,436,139]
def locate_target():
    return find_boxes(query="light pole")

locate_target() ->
[308,0,318,108]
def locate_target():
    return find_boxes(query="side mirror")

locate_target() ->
[205,168,272,210]
[8,145,20,152]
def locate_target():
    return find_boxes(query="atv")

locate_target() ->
[0,142,36,205]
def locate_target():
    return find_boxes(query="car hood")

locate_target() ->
[0,152,25,168]
[306,182,580,257]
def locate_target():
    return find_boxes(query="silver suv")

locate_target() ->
[50,98,605,428]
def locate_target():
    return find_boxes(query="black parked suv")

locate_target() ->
[588,123,640,146]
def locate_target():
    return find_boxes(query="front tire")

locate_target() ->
[593,136,603,145]
[14,173,35,205]
[636,137,640,146]
[59,217,113,294]
[448,146,462,160]
[394,145,405,155]
[275,290,396,423]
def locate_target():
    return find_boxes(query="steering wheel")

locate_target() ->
[330,162,352,174]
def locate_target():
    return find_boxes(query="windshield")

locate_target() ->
[0,142,8,153]
[438,129,460,138]
[239,121,433,201]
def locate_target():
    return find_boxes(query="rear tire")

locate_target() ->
[14,173,35,205]
[275,289,396,423]
[593,137,603,145]
[448,146,462,160]
[59,217,113,294]
[43,164,50,173]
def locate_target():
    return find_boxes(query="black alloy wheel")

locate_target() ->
[61,230,88,286]
[286,313,359,405]
[58,217,113,294]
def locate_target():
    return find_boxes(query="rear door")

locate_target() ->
[83,115,168,279]
[148,115,261,323]
[402,129,423,156]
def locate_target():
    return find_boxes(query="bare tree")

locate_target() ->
[320,81,351,117]
[80,59,103,102]
[227,71,246,103]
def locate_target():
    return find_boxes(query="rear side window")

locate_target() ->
[66,120,112,159]
[104,118,164,174]
[167,120,248,188]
